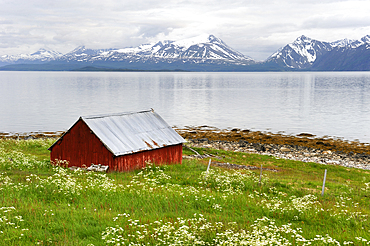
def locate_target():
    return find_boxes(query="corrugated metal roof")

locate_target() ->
[80,109,185,156]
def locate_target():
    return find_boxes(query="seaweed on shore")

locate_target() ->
[176,127,370,155]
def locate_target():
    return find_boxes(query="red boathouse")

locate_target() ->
[48,109,186,172]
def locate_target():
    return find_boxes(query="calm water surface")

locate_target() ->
[1,71,370,143]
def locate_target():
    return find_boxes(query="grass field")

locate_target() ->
[0,138,370,245]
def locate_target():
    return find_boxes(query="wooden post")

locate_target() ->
[321,169,327,196]
[204,159,212,179]
[206,159,211,173]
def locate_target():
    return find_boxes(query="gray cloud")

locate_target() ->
[0,0,370,60]
[303,16,370,29]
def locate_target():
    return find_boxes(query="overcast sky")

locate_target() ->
[1,0,370,61]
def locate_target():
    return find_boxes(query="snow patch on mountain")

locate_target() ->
[331,38,356,48]
[288,35,317,63]
[360,35,370,47]
[0,48,62,63]
[172,34,219,49]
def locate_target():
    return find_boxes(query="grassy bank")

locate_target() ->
[0,138,370,245]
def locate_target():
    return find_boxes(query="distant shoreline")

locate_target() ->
[0,131,65,139]
[1,126,369,154]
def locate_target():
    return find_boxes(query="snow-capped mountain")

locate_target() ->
[1,34,369,71]
[57,34,254,65]
[61,46,114,62]
[311,35,370,70]
[266,35,370,70]
[266,35,333,69]
[0,48,62,65]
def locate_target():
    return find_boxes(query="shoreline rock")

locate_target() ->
[175,126,370,155]
[0,131,64,140]
[1,127,370,170]
[185,138,370,171]
[176,126,370,171]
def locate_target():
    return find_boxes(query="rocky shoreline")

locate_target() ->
[1,127,370,170]
[0,131,65,140]
[176,126,370,171]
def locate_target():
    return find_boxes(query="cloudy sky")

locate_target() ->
[1,0,370,61]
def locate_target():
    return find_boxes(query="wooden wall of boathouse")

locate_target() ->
[50,119,183,171]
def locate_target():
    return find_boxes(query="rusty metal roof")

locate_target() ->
[79,109,185,156]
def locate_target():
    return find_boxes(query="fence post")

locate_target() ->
[204,159,212,179]
[206,159,211,172]
[321,169,327,196]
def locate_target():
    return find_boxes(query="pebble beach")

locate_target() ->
[177,126,370,171]
[1,126,370,170]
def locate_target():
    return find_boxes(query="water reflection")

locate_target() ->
[0,71,369,142]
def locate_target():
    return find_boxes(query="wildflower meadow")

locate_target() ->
[0,138,369,245]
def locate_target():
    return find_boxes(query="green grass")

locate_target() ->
[0,138,370,245]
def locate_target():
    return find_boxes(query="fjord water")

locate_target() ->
[1,71,370,143]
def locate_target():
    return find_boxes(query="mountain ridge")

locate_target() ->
[0,49,62,64]
[56,34,254,65]
[265,35,370,70]
[1,34,369,71]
